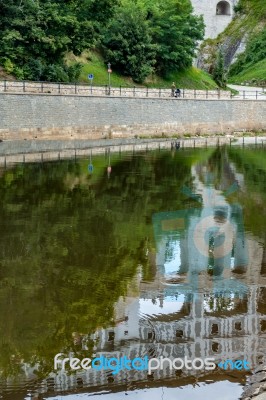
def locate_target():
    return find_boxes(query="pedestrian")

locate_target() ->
[171,82,176,97]
[175,88,181,98]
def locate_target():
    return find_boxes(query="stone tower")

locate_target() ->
[190,0,239,39]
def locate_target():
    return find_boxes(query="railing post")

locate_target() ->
[194,89,196,99]
[120,85,122,96]
[182,89,185,98]
[133,86,136,96]
[41,82,44,93]
[4,80,7,92]
[206,90,208,99]
[159,88,161,98]
[243,90,245,100]
[23,81,26,92]
[58,83,60,94]
[256,91,258,100]
[146,87,148,97]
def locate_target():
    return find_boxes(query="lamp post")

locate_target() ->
[107,62,112,95]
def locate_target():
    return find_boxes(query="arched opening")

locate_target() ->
[216,1,231,15]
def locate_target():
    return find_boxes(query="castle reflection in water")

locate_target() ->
[35,157,265,397]
[5,153,266,398]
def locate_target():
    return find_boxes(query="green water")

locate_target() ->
[0,146,265,400]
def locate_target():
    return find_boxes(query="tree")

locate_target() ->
[213,49,227,88]
[0,0,117,81]
[149,0,204,76]
[102,3,157,83]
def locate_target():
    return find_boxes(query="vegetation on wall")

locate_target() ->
[228,29,266,84]
[198,0,266,85]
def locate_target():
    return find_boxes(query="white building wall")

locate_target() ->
[190,0,239,39]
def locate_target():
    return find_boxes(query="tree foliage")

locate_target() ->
[212,49,227,88]
[0,0,204,82]
[148,0,204,76]
[0,0,116,81]
[102,3,157,83]
[103,0,204,82]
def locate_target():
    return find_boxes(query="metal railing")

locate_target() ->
[0,79,265,100]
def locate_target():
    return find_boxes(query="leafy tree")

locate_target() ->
[0,0,115,81]
[102,3,157,83]
[213,49,227,88]
[149,0,204,76]
[102,0,204,81]
[0,0,204,82]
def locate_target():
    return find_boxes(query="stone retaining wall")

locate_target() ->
[0,93,265,140]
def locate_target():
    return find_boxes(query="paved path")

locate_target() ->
[228,84,266,100]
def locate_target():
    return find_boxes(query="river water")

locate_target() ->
[0,145,265,400]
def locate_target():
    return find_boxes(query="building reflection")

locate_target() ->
[1,152,266,399]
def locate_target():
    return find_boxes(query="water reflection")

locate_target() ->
[0,146,265,399]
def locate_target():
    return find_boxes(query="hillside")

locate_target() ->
[0,0,210,87]
[67,51,217,89]
[198,0,266,85]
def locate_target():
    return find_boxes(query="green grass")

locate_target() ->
[66,51,218,89]
[70,51,136,87]
[145,66,218,89]
[228,59,266,85]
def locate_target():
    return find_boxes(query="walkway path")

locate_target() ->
[228,84,266,100]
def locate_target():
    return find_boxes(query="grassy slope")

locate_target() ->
[224,0,266,82]
[228,59,266,84]
[67,51,217,89]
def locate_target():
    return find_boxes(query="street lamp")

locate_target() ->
[107,62,112,94]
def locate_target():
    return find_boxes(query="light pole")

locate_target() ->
[107,62,112,95]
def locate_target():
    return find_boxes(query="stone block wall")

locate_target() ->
[0,93,265,140]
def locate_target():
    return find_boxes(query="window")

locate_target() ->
[216,1,231,15]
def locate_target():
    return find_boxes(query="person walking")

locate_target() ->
[171,82,176,97]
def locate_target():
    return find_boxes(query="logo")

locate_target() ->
[54,354,251,374]
[217,359,250,371]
